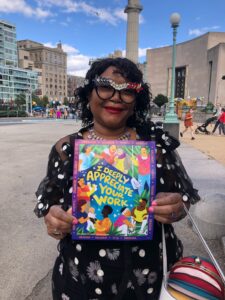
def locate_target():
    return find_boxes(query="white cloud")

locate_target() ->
[0,0,52,19]
[114,8,127,21]
[43,42,90,77]
[37,0,128,26]
[189,26,220,36]
[138,47,149,57]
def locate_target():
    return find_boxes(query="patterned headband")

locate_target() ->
[84,76,143,93]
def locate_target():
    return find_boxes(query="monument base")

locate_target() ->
[163,122,180,140]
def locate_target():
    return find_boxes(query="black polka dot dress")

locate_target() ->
[34,123,200,300]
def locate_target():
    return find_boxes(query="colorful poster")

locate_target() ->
[72,139,156,241]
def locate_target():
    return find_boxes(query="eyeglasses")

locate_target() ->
[93,76,143,104]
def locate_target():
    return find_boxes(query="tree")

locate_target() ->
[42,95,49,107]
[153,94,168,108]
[15,94,26,109]
[63,97,69,106]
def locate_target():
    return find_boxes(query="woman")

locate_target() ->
[180,108,195,140]
[218,107,225,135]
[34,57,200,299]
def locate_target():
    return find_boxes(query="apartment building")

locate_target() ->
[0,20,38,102]
[18,40,67,101]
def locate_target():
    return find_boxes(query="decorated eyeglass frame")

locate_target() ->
[92,76,143,93]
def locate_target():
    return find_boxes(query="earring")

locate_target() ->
[87,103,90,110]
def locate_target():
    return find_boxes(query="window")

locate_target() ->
[175,67,186,99]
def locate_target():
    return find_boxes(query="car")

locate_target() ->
[32,106,45,112]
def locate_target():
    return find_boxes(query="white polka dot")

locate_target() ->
[69,154,72,157]
[58,174,64,179]
[54,161,59,167]
[45,204,49,210]
[157,164,162,168]
[95,288,102,295]
[162,149,166,154]
[59,198,64,203]
[166,164,171,170]
[37,194,42,201]
[47,187,53,193]
[160,177,164,184]
[74,257,79,265]
[76,244,82,251]
[151,127,155,131]
[62,145,67,151]
[147,287,153,294]
[139,249,145,257]
[182,195,188,202]
[99,249,106,257]
[161,134,166,140]
[97,269,104,277]
[142,268,149,275]
[69,187,73,194]
[38,203,44,209]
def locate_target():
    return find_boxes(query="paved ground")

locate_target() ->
[180,121,225,166]
[0,119,224,300]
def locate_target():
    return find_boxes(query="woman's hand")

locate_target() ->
[44,205,77,240]
[148,192,189,224]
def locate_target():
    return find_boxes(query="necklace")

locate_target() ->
[87,127,130,140]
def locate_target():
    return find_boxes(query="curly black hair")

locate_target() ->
[74,57,153,135]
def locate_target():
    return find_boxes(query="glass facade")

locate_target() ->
[0,20,38,102]
[0,66,38,101]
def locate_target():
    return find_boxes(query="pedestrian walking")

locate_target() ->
[180,108,195,140]
[56,108,61,119]
[63,108,68,119]
[212,103,222,134]
[218,108,225,135]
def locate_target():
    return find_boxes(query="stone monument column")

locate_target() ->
[124,0,143,63]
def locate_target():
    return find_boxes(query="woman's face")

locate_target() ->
[88,66,136,130]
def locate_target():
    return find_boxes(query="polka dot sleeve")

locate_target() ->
[154,127,200,205]
[34,142,73,218]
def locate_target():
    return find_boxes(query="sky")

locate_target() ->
[1,0,225,77]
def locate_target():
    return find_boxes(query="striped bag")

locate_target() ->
[159,205,225,300]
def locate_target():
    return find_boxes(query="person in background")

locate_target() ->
[218,108,225,135]
[34,57,200,300]
[63,107,68,119]
[180,108,195,140]
[212,103,222,134]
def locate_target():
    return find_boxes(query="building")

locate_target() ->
[146,32,225,106]
[0,20,38,102]
[18,49,42,96]
[67,75,85,101]
[17,40,67,102]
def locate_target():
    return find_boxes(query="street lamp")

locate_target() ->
[164,12,181,124]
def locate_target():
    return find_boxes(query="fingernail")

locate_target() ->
[152,200,157,206]
[148,206,154,213]
[72,218,78,225]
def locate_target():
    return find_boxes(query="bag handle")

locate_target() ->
[162,203,225,284]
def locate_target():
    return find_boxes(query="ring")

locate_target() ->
[171,212,177,220]
[53,229,62,235]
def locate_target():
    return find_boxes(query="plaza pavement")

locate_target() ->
[0,119,224,300]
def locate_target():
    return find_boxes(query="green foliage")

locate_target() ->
[15,94,26,108]
[0,110,27,117]
[63,97,69,105]
[206,102,214,112]
[153,94,168,108]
